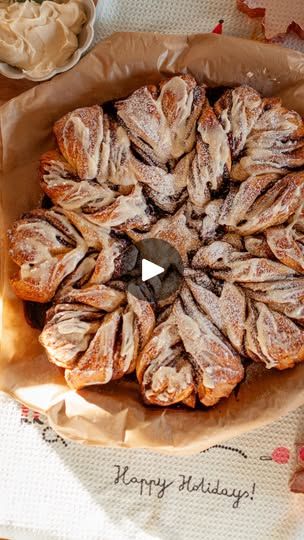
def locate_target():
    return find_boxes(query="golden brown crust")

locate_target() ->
[187,100,231,209]
[8,208,87,302]
[137,315,195,406]
[81,183,156,232]
[54,105,104,180]
[244,300,304,370]
[266,225,304,273]
[230,99,304,180]
[241,279,304,324]
[174,287,244,407]
[219,171,304,235]
[129,205,200,265]
[214,85,263,159]
[244,235,274,259]
[39,303,102,368]
[8,76,304,403]
[130,152,190,212]
[39,149,116,211]
[41,292,154,389]
[116,75,206,166]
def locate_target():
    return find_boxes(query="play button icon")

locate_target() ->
[142,259,164,282]
[126,238,184,303]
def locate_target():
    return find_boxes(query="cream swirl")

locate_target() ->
[0,0,86,78]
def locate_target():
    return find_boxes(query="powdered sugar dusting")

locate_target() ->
[8,76,304,405]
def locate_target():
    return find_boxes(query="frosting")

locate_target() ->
[8,76,304,397]
[217,86,263,158]
[0,0,86,78]
[116,75,205,165]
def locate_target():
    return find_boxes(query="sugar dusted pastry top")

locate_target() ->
[8,75,304,409]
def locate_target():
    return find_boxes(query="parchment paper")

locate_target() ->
[1,32,304,455]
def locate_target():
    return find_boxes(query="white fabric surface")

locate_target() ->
[1,1,304,539]
[93,0,304,52]
[0,393,304,540]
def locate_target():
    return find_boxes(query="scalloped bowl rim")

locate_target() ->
[0,0,96,82]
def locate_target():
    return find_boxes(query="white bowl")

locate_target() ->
[0,0,96,82]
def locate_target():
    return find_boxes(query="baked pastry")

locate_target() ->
[241,279,304,323]
[245,300,304,370]
[173,286,244,407]
[137,282,244,408]
[137,313,196,407]
[40,146,156,233]
[116,75,206,166]
[40,149,117,211]
[54,105,104,180]
[8,76,304,408]
[131,153,190,212]
[129,205,200,264]
[192,240,298,282]
[265,224,304,273]
[40,291,155,388]
[187,100,230,209]
[186,274,246,354]
[53,105,137,184]
[214,85,263,159]
[8,208,87,302]
[230,98,304,179]
[219,171,304,234]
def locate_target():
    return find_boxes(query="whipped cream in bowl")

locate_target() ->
[0,0,96,81]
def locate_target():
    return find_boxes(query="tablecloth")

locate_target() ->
[0,393,304,540]
[94,0,304,52]
[1,1,304,539]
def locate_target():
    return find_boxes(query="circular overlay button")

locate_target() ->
[127,238,184,303]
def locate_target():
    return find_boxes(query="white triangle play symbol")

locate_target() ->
[142,258,164,282]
